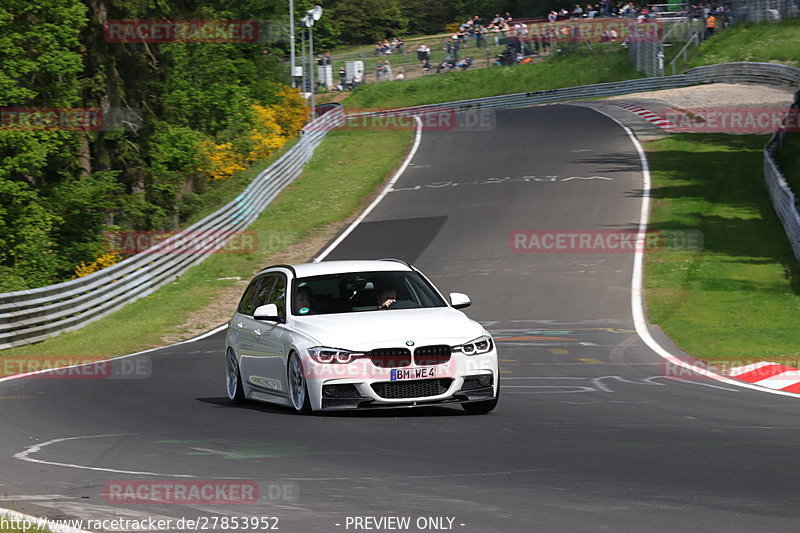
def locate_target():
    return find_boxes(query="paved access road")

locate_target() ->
[2,105,800,533]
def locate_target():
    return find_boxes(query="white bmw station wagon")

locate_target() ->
[225,259,499,414]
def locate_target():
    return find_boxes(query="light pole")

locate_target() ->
[304,6,323,119]
[289,0,297,87]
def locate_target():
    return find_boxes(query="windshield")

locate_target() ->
[291,270,447,316]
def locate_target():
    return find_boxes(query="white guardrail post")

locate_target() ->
[1,63,799,349]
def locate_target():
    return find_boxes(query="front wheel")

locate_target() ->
[226,349,245,403]
[288,353,312,414]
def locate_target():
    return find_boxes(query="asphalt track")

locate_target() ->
[3,105,800,533]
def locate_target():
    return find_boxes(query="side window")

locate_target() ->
[237,278,262,315]
[253,275,277,312]
[267,275,287,319]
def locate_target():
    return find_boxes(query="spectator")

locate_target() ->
[376,59,384,81]
[706,13,717,37]
[416,44,427,63]
[384,59,393,81]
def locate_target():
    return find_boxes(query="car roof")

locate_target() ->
[263,259,412,278]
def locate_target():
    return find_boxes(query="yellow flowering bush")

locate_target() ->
[273,86,308,137]
[247,104,288,162]
[74,250,123,278]
[197,85,308,181]
[199,141,247,181]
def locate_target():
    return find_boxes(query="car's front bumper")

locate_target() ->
[305,350,499,411]
[320,384,495,410]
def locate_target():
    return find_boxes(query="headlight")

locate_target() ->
[307,347,364,364]
[454,335,494,356]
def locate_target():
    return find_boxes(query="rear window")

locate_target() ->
[291,270,446,316]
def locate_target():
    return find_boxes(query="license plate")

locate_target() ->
[390,367,436,381]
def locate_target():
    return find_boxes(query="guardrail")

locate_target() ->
[764,117,800,260]
[0,107,344,349]
[354,62,799,117]
[2,62,799,350]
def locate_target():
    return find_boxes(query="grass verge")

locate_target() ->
[0,128,413,368]
[689,18,800,68]
[645,133,800,365]
[344,49,640,109]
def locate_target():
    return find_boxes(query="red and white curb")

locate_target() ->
[605,102,674,129]
[728,362,800,394]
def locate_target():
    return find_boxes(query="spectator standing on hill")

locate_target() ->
[376,59,384,81]
[384,59,393,81]
[706,14,717,37]
[479,25,489,47]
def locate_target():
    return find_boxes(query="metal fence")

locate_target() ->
[2,63,799,350]
[730,0,800,21]
[0,107,344,350]
[632,2,799,77]
[629,35,666,77]
[629,16,706,77]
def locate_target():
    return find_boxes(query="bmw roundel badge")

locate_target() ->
[405,340,415,346]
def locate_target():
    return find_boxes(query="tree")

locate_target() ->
[331,0,407,44]
[0,178,61,291]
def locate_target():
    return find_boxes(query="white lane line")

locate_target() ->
[13,434,197,478]
[587,106,800,399]
[313,116,423,262]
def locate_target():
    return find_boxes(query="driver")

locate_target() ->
[295,286,313,314]
[377,288,397,309]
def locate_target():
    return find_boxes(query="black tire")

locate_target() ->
[226,349,246,404]
[288,352,312,414]
[462,384,499,415]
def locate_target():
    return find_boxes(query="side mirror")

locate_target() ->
[253,303,281,322]
[449,292,471,309]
